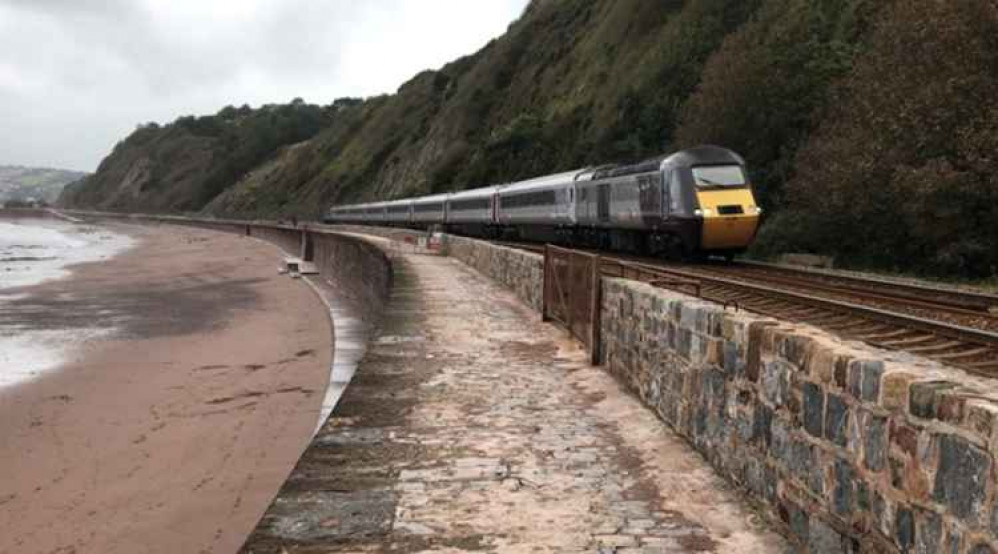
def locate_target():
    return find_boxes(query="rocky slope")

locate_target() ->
[61,0,998,277]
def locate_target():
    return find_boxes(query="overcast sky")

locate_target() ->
[0,0,529,172]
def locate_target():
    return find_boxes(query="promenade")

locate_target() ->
[242,238,787,552]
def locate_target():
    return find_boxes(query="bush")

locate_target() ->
[675,0,881,210]
[771,0,998,277]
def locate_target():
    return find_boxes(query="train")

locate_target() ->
[324,145,762,259]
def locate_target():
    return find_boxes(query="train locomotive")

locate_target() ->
[324,145,762,259]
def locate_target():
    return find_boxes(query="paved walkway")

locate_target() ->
[241,242,788,553]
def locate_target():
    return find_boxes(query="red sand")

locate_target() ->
[0,223,333,553]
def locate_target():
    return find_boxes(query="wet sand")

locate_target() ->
[0,222,333,553]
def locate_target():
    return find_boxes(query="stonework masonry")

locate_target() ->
[442,234,543,312]
[600,277,998,554]
[324,225,544,311]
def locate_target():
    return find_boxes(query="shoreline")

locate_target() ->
[0,216,134,291]
[0,222,333,553]
[0,217,135,388]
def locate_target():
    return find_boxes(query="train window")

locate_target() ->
[692,165,746,188]
[450,198,490,211]
[414,203,443,213]
[500,190,557,208]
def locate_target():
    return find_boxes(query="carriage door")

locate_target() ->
[597,184,611,223]
[662,170,673,216]
[638,174,661,226]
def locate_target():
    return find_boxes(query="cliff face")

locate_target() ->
[60,101,335,213]
[63,0,998,276]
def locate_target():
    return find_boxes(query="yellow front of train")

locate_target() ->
[691,165,762,252]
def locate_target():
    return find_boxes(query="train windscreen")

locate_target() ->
[692,166,746,188]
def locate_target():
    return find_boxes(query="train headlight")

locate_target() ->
[694,208,713,217]
[750,206,763,215]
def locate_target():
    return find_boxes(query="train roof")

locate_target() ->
[664,145,745,168]
[329,203,370,211]
[448,185,504,200]
[381,198,412,206]
[411,193,450,205]
[499,169,588,194]
[593,145,744,180]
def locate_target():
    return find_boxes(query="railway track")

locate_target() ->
[494,240,998,377]
[710,261,998,325]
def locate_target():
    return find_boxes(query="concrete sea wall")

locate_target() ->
[242,224,393,323]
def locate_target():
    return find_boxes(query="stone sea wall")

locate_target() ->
[442,235,543,312]
[322,226,544,312]
[600,277,998,554]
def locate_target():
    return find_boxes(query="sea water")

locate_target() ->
[0,219,134,388]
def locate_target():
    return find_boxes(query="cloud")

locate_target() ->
[0,0,529,171]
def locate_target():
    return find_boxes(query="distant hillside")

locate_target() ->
[62,0,998,277]
[0,166,87,204]
[59,100,337,213]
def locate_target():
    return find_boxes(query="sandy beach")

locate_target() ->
[0,222,333,553]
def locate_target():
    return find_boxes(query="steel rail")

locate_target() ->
[600,258,998,376]
[628,261,998,345]
[682,263,998,322]
[736,259,998,314]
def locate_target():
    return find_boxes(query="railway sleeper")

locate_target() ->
[842,322,890,335]
[784,308,824,320]
[746,299,790,310]
[857,329,912,342]
[931,347,994,362]
[908,341,965,355]
[799,313,845,325]
[805,314,855,326]
[825,320,875,332]
[879,334,938,348]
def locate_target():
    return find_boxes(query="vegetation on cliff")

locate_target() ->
[60,100,335,212]
[758,0,998,277]
[61,0,998,277]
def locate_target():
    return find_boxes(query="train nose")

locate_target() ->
[700,212,760,250]
[694,189,761,250]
